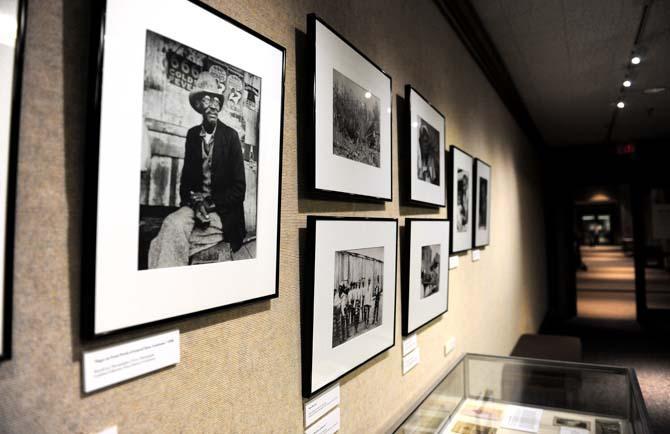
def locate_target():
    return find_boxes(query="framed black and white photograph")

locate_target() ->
[308,14,392,201]
[473,159,492,248]
[83,0,285,337]
[302,216,397,397]
[0,0,25,360]
[402,219,450,335]
[406,86,445,207]
[402,218,449,336]
[448,145,474,253]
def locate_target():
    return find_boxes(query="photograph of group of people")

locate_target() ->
[332,247,384,348]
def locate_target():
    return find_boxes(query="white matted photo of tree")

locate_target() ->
[402,219,450,336]
[308,14,392,201]
[448,145,474,253]
[83,0,285,337]
[406,86,446,207]
[473,159,492,248]
[302,216,398,397]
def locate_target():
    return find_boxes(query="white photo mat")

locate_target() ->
[312,16,392,200]
[308,218,397,395]
[405,220,449,334]
[408,87,445,207]
[449,146,474,253]
[474,159,491,247]
[92,0,284,335]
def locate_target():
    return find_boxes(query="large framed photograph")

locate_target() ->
[473,159,492,248]
[0,0,25,359]
[402,219,450,335]
[448,145,474,253]
[406,86,445,207]
[308,14,392,201]
[302,216,397,397]
[83,0,285,337]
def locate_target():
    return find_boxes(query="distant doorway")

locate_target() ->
[639,186,670,313]
[574,186,635,321]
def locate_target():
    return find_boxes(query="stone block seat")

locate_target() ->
[138,205,256,269]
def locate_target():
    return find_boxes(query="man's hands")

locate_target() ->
[189,191,213,226]
[194,202,210,225]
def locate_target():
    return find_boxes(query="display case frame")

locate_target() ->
[392,353,651,434]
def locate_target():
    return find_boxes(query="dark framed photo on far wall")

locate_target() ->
[83,0,285,337]
[473,159,491,248]
[448,145,474,253]
[405,86,445,207]
[402,219,450,336]
[0,0,26,360]
[302,216,397,397]
[308,14,392,201]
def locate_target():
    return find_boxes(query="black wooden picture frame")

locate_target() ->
[302,215,398,397]
[404,85,446,208]
[307,14,393,203]
[0,0,27,361]
[82,0,286,339]
[402,218,450,336]
[473,158,492,248]
[448,145,474,254]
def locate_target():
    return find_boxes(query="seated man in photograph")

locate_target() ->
[148,71,246,269]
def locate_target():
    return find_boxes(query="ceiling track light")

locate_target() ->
[631,56,641,65]
[617,101,625,109]
[623,80,632,88]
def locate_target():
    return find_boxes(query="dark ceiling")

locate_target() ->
[470,0,670,146]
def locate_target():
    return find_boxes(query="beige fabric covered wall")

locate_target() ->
[0,0,547,433]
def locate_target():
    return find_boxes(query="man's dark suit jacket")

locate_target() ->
[180,119,247,252]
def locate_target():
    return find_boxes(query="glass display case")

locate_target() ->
[394,353,650,434]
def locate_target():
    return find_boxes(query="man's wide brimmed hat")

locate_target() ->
[189,71,224,113]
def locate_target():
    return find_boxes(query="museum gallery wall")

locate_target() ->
[0,0,548,433]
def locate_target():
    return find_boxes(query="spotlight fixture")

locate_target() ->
[631,56,641,65]
[617,101,625,109]
[623,80,632,88]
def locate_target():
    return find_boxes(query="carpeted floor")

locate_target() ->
[543,318,670,434]
[544,246,670,433]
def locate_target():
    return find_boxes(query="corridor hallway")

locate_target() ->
[544,244,670,431]
[577,245,635,320]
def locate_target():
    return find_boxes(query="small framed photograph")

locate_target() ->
[83,0,285,337]
[473,159,491,248]
[302,216,398,397]
[0,0,26,359]
[308,14,392,201]
[405,86,446,207]
[402,219,450,335]
[448,145,474,253]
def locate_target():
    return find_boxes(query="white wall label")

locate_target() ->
[83,329,180,393]
[449,256,460,269]
[472,249,481,262]
[305,407,340,434]
[560,428,589,434]
[402,334,418,356]
[304,383,340,427]
[96,427,118,434]
[402,347,420,375]
[501,405,543,433]
[444,337,456,356]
